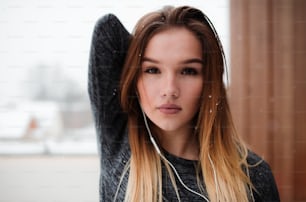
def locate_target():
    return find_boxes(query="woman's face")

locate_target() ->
[137,27,203,136]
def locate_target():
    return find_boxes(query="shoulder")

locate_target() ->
[247,151,274,188]
[247,150,280,201]
[247,150,269,169]
[247,151,274,179]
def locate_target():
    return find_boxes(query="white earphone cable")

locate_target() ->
[141,108,210,202]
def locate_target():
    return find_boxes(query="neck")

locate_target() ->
[155,127,199,160]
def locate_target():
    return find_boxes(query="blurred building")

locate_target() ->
[0,101,63,141]
[0,100,96,155]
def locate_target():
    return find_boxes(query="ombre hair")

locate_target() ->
[120,5,253,202]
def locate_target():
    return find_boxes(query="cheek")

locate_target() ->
[186,82,203,109]
[136,78,157,107]
[186,80,203,99]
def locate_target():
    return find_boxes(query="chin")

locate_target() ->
[155,123,181,133]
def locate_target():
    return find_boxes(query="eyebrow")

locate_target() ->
[142,57,204,65]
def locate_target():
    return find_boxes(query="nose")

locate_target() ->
[161,73,179,99]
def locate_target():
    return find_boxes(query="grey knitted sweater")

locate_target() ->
[88,14,280,202]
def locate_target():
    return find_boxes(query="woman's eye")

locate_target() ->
[144,67,160,74]
[181,67,198,75]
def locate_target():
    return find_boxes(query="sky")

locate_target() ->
[0,0,229,104]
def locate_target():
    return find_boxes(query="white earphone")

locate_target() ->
[140,105,211,202]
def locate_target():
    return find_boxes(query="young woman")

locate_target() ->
[88,6,280,202]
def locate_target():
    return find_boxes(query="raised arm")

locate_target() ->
[88,14,131,148]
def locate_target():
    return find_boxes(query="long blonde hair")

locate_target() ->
[120,6,252,202]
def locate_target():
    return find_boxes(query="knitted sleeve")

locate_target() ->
[88,13,131,152]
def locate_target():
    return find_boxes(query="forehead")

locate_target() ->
[143,27,202,61]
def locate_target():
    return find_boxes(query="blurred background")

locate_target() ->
[230,0,306,201]
[0,0,305,201]
[0,0,229,201]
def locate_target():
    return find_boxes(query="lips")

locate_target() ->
[157,104,182,114]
